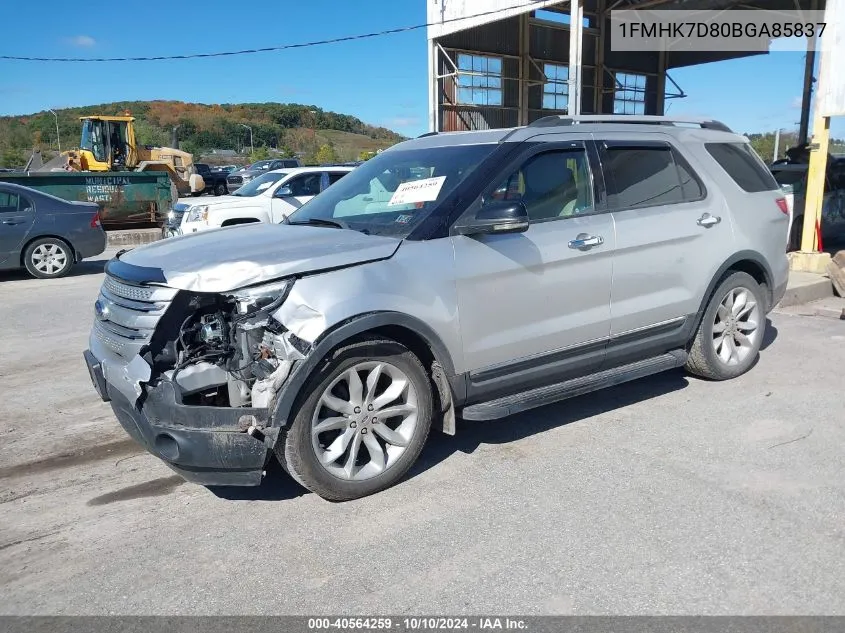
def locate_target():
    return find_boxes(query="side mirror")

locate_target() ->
[455,201,529,236]
[275,186,293,198]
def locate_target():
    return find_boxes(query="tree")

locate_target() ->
[358,150,376,161]
[315,143,338,164]
[180,140,204,162]
[0,147,26,168]
[249,146,271,162]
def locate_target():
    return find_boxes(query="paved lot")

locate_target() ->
[1,252,844,615]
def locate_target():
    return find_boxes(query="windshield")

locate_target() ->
[286,144,497,238]
[80,120,106,162]
[232,171,288,197]
[248,160,275,171]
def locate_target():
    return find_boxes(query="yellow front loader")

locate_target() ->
[53,115,204,197]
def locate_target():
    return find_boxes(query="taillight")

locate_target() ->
[775,197,789,215]
[90,211,102,228]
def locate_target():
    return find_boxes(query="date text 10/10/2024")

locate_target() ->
[307,617,529,630]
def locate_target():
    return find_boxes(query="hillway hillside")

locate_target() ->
[0,100,406,167]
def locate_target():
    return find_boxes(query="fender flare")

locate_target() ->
[270,311,463,431]
[692,249,775,333]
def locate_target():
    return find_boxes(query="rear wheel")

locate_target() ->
[686,271,766,380]
[276,337,433,501]
[213,182,226,196]
[24,238,74,279]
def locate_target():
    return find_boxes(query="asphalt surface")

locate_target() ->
[1,250,844,615]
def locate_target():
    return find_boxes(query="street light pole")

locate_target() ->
[240,124,253,155]
[49,109,61,152]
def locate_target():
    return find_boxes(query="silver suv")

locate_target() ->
[84,115,789,501]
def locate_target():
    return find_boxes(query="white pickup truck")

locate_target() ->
[173,166,355,235]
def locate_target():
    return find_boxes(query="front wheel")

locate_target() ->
[686,271,766,380]
[276,337,433,501]
[213,182,226,196]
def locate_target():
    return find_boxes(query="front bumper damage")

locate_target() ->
[84,349,276,486]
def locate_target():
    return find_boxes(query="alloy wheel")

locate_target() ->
[311,361,418,481]
[711,286,762,366]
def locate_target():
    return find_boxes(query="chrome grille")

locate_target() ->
[227,175,243,185]
[94,275,178,359]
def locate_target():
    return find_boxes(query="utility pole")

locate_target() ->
[49,109,61,152]
[240,124,253,155]
[773,128,781,163]
[792,0,843,272]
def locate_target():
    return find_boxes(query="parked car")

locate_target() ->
[770,160,845,250]
[1,182,106,279]
[171,166,354,236]
[85,115,788,501]
[192,163,231,197]
[226,158,303,193]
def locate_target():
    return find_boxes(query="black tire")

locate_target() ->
[686,271,767,380]
[191,192,202,197]
[23,237,74,279]
[275,336,434,501]
[788,216,803,252]
[213,182,226,196]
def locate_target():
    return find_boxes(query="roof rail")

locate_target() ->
[528,115,733,133]
[417,131,439,138]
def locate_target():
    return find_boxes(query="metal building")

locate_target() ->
[427,0,820,139]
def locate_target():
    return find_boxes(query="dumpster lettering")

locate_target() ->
[85,176,129,202]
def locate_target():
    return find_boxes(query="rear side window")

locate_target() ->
[601,142,704,210]
[0,191,29,213]
[705,142,779,192]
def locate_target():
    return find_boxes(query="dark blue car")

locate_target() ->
[0,182,107,279]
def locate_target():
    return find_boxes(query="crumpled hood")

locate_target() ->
[119,223,402,292]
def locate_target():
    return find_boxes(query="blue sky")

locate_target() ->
[0,0,841,139]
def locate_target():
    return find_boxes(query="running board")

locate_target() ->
[460,350,688,421]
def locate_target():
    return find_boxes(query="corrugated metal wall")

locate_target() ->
[433,6,666,131]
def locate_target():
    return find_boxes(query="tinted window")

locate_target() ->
[286,173,322,197]
[488,148,594,222]
[705,142,779,192]
[602,144,686,209]
[0,191,22,213]
[329,172,348,185]
[674,150,705,200]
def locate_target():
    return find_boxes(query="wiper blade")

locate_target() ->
[288,218,348,230]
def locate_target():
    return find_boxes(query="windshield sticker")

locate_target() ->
[395,214,413,224]
[256,182,274,191]
[388,176,446,206]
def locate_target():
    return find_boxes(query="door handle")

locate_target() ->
[697,213,721,228]
[1,219,23,226]
[568,233,604,250]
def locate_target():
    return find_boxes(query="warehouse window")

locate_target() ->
[456,53,503,106]
[613,72,646,115]
[542,63,569,110]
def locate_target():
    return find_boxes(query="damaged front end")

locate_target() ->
[85,270,314,486]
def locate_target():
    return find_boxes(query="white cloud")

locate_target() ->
[67,35,96,48]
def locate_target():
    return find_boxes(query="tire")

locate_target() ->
[275,336,434,501]
[686,271,767,380]
[191,192,202,197]
[213,182,226,196]
[23,237,74,279]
